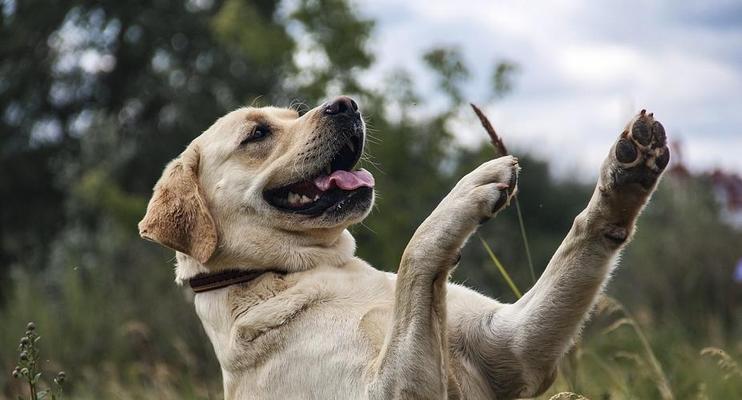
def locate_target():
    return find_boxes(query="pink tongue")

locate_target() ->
[314,169,375,191]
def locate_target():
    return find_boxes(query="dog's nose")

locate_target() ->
[324,96,359,116]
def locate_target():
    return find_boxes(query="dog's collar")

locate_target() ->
[189,269,284,293]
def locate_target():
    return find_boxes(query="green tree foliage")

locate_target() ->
[491,61,519,98]
[423,46,470,104]
[1,0,296,275]
[289,0,375,100]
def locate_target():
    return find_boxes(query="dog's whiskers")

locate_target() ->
[354,221,377,235]
[360,154,385,175]
[288,99,310,115]
[249,95,265,108]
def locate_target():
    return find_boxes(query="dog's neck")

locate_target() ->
[174,229,357,284]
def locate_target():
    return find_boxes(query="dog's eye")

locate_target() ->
[241,124,271,145]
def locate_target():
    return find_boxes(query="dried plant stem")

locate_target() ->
[470,103,508,157]
[471,103,537,283]
[700,347,742,380]
[628,312,674,400]
[605,297,674,400]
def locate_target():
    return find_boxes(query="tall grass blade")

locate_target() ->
[603,296,675,400]
[584,350,631,396]
[478,234,522,299]
[471,103,537,284]
[514,198,536,283]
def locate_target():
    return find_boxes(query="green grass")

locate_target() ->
[479,235,742,400]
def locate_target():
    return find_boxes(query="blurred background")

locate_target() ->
[1,0,741,398]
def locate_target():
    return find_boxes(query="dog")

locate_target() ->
[139,96,669,399]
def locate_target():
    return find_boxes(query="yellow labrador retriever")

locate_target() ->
[139,97,669,399]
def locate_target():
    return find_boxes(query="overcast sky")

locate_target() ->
[357,0,742,179]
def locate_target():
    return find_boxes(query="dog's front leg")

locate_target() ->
[368,156,519,400]
[462,112,670,399]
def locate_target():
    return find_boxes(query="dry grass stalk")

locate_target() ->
[549,392,590,400]
[470,103,537,283]
[470,103,508,157]
[700,347,742,380]
[599,296,675,400]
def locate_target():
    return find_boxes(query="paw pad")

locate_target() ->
[656,150,670,170]
[507,168,518,192]
[609,110,671,190]
[651,121,666,148]
[631,118,652,146]
[492,189,509,213]
[616,138,638,164]
[615,111,670,170]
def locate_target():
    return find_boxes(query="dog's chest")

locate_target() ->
[195,266,397,398]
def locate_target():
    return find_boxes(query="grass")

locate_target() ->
[478,234,522,299]
[700,347,742,381]
[1,265,224,400]
[470,103,537,284]
[480,235,742,399]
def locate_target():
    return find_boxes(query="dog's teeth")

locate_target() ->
[313,194,319,201]
[300,195,312,204]
[288,192,300,205]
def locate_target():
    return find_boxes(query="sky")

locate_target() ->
[356,0,742,179]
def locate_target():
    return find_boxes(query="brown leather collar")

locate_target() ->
[189,269,284,293]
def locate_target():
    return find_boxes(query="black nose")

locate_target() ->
[324,96,359,116]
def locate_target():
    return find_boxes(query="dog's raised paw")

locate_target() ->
[607,110,670,191]
[456,155,519,223]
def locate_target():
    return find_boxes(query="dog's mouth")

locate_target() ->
[264,134,374,216]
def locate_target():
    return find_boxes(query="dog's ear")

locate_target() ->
[138,145,217,264]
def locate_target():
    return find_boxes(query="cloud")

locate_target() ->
[358,0,742,178]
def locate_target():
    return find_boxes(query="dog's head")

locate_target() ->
[138,97,374,274]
